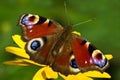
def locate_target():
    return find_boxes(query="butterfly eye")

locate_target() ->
[21,14,39,26]
[92,50,107,68]
[69,55,80,73]
[26,37,46,54]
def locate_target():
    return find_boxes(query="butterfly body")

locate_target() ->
[19,14,109,75]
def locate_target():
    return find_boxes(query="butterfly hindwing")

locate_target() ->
[25,34,60,65]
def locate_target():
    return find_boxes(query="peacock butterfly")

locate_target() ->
[18,14,109,75]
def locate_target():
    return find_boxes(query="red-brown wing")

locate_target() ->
[19,14,63,40]
[72,38,93,68]
[72,36,109,72]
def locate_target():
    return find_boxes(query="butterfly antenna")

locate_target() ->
[64,0,70,25]
[73,18,96,27]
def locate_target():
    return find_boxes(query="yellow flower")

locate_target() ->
[4,35,113,80]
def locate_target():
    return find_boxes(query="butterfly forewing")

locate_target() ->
[19,14,63,40]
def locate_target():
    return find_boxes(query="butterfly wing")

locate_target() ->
[19,14,63,40]
[72,36,109,72]
[19,14,64,65]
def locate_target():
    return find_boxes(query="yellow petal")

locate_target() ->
[5,47,29,59]
[33,68,46,80]
[65,73,93,80]
[3,59,31,66]
[44,66,58,79]
[12,35,26,49]
[105,54,113,60]
[59,73,93,80]
[72,31,81,36]
[3,59,46,67]
[84,71,111,78]
[22,59,46,67]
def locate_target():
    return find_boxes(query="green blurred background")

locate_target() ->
[0,0,120,80]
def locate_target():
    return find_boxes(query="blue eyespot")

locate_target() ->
[94,58,107,68]
[21,14,28,25]
[70,59,78,68]
[30,40,41,51]
[27,38,46,54]
[21,14,35,26]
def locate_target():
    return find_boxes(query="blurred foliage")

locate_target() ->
[0,0,120,80]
